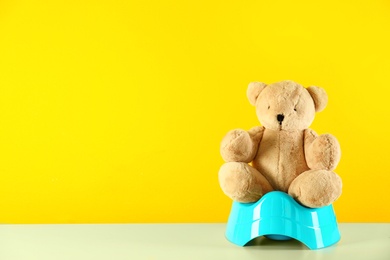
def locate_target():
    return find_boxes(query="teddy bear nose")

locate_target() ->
[277,114,284,123]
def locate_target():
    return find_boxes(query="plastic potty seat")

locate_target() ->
[225,191,340,250]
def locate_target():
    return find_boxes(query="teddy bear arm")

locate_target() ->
[220,126,264,163]
[304,129,341,171]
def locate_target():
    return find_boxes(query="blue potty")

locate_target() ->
[226,191,340,250]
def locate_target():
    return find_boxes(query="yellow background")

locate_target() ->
[0,0,389,223]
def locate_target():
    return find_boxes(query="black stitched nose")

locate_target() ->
[277,114,284,123]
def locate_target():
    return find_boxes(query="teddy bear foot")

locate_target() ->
[218,162,273,203]
[288,169,342,208]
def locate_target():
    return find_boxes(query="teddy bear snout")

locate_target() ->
[277,114,285,124]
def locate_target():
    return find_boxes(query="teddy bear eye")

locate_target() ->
[294,108,297,111]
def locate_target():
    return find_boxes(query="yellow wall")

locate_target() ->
[0,0,389,223]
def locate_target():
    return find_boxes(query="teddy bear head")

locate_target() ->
[247,80,328,131]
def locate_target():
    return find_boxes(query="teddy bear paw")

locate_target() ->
[220,129,254,163]
[218,162,273,203]
[288,169,342,208]
[307,134,341,171]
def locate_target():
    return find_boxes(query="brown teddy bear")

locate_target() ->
[219,80,342,208]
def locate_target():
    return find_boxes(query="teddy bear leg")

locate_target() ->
[288,169,342,208]
[218,162,273,203]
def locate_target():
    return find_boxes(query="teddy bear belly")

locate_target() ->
[252,130,309,192]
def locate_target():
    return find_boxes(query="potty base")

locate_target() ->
[225,191,340,250]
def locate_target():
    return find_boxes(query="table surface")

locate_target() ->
[0,223,389,260]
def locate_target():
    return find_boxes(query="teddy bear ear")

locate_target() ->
[247,82,267,106]
[307,86,328,112]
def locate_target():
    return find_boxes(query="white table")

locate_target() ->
[0,224,389,260]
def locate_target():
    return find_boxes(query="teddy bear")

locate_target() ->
[218,80,342,208]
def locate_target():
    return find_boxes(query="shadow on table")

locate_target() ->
[244,236,308,250]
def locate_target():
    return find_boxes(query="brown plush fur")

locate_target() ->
[218,80,342,208]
